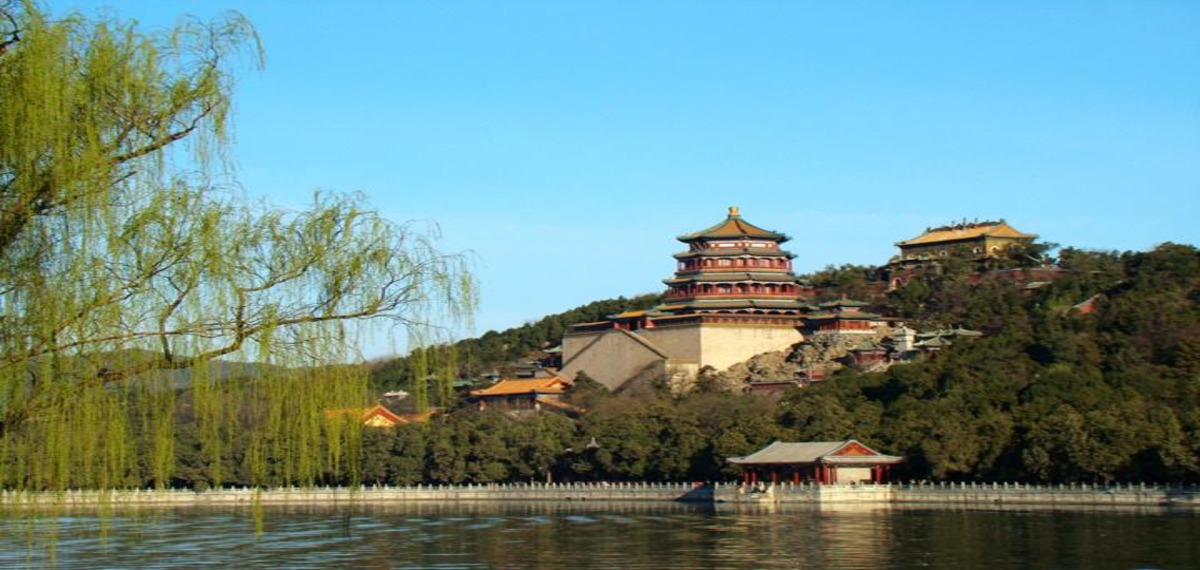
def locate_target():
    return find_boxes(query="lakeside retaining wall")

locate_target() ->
[2,481,1197,509]
[713,481,1200,507]
[0,482,710,508]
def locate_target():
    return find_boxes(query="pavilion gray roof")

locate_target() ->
[727,440,903,466]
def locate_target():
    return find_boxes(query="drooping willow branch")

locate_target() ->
[0,4,475,491]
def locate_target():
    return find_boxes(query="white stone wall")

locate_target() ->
[695,324,803,371]
[561,323,802,390]
[638,326,703,362]
[560,330,669,390]
[0,483,710,507]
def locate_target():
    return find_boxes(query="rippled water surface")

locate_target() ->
[2,502,1197,569]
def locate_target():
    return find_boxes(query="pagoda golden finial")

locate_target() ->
[729,206,740,217]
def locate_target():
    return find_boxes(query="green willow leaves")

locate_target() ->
[0,4,474,490]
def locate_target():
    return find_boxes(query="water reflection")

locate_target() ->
[707,503,897,568]
[1,501,1196,569]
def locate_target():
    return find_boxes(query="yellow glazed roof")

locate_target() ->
[896,221,1035,247]
[471,376,570,397]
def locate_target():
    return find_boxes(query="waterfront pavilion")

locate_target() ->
[728,440,903,485]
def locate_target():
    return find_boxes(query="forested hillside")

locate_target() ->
[369,293,662,391]
[346,243,1199,486]
[786,243,1199,482]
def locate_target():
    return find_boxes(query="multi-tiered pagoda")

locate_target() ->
[561,208,809,390]
[663,206,810,317]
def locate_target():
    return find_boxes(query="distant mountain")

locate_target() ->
[41,348,286,392]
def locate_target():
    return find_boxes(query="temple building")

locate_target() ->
[560,207,809,391]
[892,219,1036,264]
[882,219,1041,289]
[803,299,884,335]
[469,375,574,414]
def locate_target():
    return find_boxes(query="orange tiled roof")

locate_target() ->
[896,221,1035,247]
[471,376,570,397]
[327,404,436,427]
[613,309,650,318]
[363,404,403,424]
[679,207,788,242]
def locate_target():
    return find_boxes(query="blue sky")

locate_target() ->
[64,1,1200,358]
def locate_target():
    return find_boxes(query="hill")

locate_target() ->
[369,293,663,392]
[348,243,1198,486]
[776,243,1200,481]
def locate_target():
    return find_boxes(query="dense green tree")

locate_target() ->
[687,393,783,479]
[424,418,468,484]
[803,264,877,300]
[460,412,516,482]
[582,402,659,481]
[387,424,429,485]
[504,414,575,482]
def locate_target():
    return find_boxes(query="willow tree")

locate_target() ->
[0,4,474,490]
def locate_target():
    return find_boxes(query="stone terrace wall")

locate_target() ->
[4,481,1197,509]
[894,481,1198,507]
[714,481,1200,507]
[1,482,712,508]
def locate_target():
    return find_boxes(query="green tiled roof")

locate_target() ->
[673,249,796,260]
[804,310,881,320]
[664,272,801,284]
[818,298,870,308]
[677,207,789,242]
[676,298,807,310]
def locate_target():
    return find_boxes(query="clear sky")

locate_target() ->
[63,1,1200,358]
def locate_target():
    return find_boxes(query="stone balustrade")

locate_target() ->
[0,481,712,508]
[2,481,1196,509]
[712,481,1200,506]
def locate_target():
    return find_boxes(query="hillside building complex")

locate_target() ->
[891,220,1036,264]
[559,210,1011,392]
[559,208,811,393]
[560,207,809,391]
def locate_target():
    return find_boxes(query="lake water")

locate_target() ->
[2,501,1197,569]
